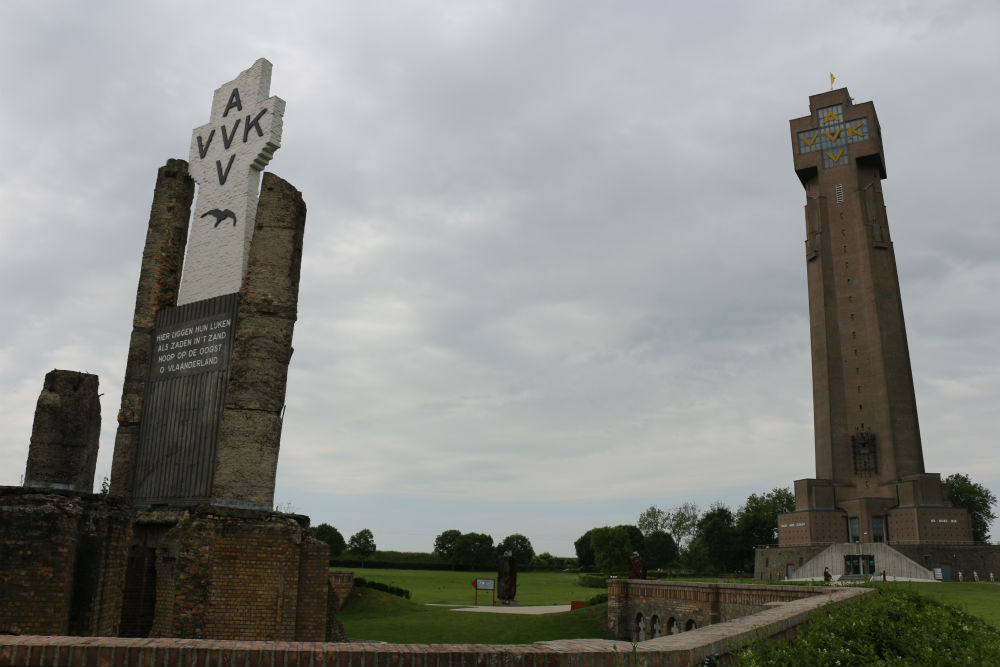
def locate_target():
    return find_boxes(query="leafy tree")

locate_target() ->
[496,533,535,566]
[734,487,794,570]
[944,473,998,542]
[348,528,376,563]
[590,526,633,574]
[680,535,712,573]
[665,502,700,548]
[574,528,597,571]
[616,524,645,555]
[643,530,678,568]
[433,529,462,565]
[312,523,346,557]
[453,532,494,567]
[694,502,738,573]
[532,552,555,568]
[637,505,667,536]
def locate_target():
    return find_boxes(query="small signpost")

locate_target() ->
[473,578,496,606]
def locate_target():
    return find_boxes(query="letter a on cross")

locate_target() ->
[177,58,286,306]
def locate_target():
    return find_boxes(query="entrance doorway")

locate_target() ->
[843,554,876,576]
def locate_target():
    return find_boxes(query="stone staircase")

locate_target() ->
[791,542,936,581]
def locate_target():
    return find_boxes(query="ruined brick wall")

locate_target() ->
[0,492,78,635]
[24,370,101,493]
[294,537,330,641]
[214,172,306,508]
[0,490,130,637]
[66,500,132,637]
[110,160,194,498]
[151,509,321,641]
[325,579,348,642]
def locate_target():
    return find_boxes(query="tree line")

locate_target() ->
[309,474,995,574]
[309,525,573,570]
[574,487,794,575]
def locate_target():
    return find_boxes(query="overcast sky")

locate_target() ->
[1,2,997,556]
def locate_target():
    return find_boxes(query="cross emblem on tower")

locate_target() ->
[796,103,868,169]
[177,59,286,305]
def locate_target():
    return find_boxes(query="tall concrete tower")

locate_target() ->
[778,89,971,548]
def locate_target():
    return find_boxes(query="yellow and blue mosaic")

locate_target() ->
[797,104,868,169]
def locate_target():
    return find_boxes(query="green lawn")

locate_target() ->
[336,569,1000,646]
[346,568,598,606]
[879,582,1000,629]
[340,587,612,644]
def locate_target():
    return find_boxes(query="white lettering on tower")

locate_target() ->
[176,58,285,305]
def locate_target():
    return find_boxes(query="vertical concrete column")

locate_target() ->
[24,370,101,492]
[109,160,194,497]
[213,172,306,508]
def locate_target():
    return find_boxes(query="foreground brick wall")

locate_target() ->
[0,494,77,635]
[151,512,310,640]
[295,538,331,640]
[0,587,871,667]
[0,490,130,637]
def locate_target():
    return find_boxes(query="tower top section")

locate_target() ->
[789,88,885,187]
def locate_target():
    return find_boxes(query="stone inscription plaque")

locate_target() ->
[133,292,239,504]
[152,313,234,379]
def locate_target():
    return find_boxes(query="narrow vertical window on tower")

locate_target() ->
[872,516,885,543]
[835,183,844,203]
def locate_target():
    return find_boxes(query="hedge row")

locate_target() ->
[354,577,412,600]
[577,573,609,588]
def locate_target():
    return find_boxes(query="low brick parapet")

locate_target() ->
[0,587,871,666]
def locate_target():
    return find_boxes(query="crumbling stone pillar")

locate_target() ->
[213,172,306,508]
[110,159,194,497]
[24,370,100,493]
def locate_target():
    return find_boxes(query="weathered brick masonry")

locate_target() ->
[23,371,101,494]
[0,492,334,642]
[109,160,194,499]
[141,508,329,641]
[608,579,834,641]
[0,489,131,637]
[214,172,307,509]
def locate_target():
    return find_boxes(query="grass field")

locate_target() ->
[341,588,613,644]
[349,568,599,606]
[338,569,1000,644]
[881,582,1000,629]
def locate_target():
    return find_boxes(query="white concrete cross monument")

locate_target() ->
[177,58,286,305]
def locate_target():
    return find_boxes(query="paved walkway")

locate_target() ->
[448,604,572,614]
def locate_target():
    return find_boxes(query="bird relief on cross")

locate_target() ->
[176,58,285,306]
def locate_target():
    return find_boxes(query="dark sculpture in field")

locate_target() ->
[629,551,647,580]
[497,550,517,603]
